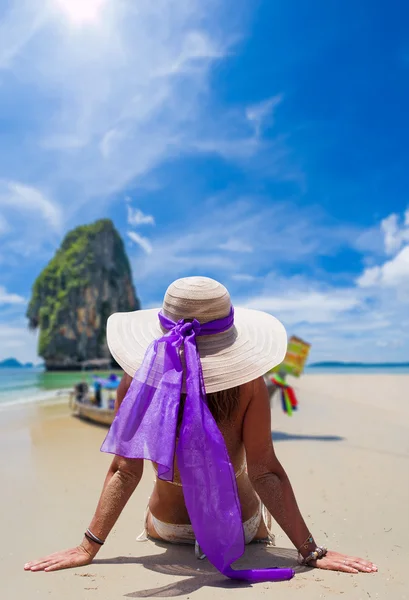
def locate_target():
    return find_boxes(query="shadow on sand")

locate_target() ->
[94,544,307,597]
[272,430,344,442]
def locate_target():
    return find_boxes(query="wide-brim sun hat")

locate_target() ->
[107,276,287,394]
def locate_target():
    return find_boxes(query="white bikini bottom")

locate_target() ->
[138,462,275,556]
[137,503,275,548]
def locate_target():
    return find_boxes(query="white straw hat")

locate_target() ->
[107,276,287,394]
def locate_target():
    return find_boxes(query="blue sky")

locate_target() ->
[1,0,409,364]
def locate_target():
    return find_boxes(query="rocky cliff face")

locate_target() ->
[27,219,140,370]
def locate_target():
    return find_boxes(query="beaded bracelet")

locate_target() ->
[84,528,105,546]
[297,546,327,566]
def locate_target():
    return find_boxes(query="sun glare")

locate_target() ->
[55,0,106,25]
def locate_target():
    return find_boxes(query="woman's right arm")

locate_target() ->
[243,377,376,574]
[24,372,143,573]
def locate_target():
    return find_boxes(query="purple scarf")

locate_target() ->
[101,307,294,582]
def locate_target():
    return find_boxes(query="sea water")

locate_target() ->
[304,365,409,375]
[1,365,408,410]
[0,368,119,409]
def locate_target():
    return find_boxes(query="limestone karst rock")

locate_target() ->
[27,219,140,370]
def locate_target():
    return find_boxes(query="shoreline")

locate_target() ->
[0,368,122,411]
[0,389,72,412]
[1,370,408,412]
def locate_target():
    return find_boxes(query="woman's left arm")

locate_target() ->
[24,455,143,572]
[244,377,377,574]
[24,372,143,573]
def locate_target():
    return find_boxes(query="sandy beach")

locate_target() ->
[1,374,408,599]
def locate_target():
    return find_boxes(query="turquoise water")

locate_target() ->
[1,365,408,409]
[0,368,120,408]
[304,366,409,375]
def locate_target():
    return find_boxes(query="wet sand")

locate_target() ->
[1,374,408,599]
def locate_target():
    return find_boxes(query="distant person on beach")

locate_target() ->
[74,382,88,403]
[93,381,102,407]
[24,277,377,581]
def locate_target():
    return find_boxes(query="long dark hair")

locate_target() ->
[207,387,241,422]
[179,386,240,425]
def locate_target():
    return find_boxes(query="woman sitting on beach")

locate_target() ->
[24,277,377,580]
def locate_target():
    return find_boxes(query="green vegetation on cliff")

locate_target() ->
[27,219,140,369]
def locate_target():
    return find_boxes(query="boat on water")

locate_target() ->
[69,374,121,426]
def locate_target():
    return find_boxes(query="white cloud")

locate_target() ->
[124,203,409,363]
[40,134,87,150]
[0,0,246,211]
[0,1,46,69]
[126,201,269,285]
[357,245,409,289]
[246,95,283,137]
[381,210,409,255]
[0,181,62,231]
[0,1,300,244]
[292,207,407,361]
[219,238,253,253]
[356,207,409,291]
[127,231,153,255]
[0,324,38,363]
[127,205,155,227]
[0,286,25,305]
[231,274,256,282]
[234,266,409,363]
[187,100,301,185]
[0,214,9,235]
[100,128,124,159]
[244,289,361,324]
[127,198,374,309]
[356,265,381,288]
[376,339,403,349]
[190,136,261,161]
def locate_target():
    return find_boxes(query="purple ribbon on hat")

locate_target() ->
[101,307,294,582]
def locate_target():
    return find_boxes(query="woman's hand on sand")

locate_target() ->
[312,550,377,574]
[24,544,96,572]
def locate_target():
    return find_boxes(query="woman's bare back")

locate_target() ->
[147,380,267,535]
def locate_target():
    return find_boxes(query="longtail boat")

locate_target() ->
[69,374,121,426]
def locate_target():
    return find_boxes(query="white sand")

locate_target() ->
[1,374,408,599]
